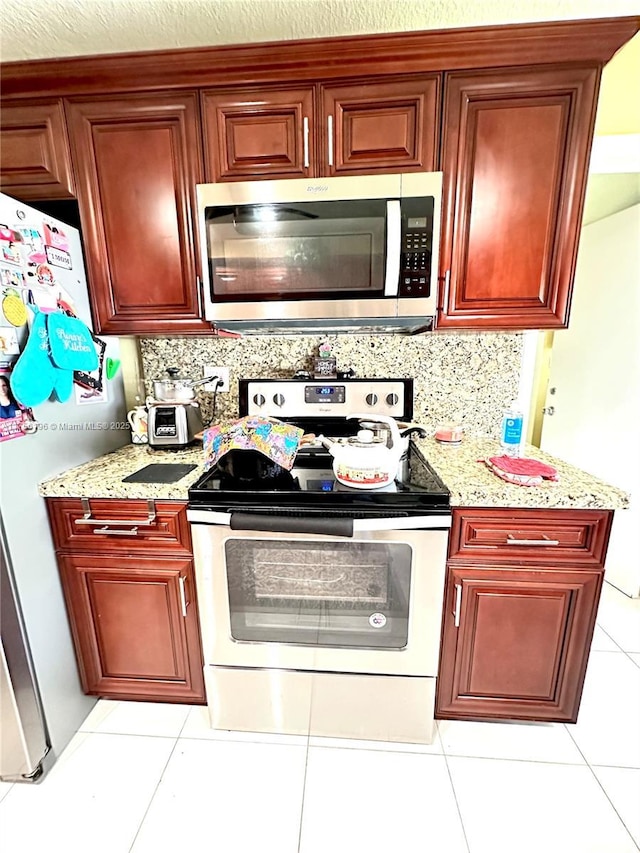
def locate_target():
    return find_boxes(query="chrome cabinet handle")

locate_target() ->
[93,526,139,536]
[506,534,560,546]
[327,115,334,166]
[441,269,451,311]
[179,576,188,617]
[303,116,310,168]
[453,583,462,628]
[75,498,156,527]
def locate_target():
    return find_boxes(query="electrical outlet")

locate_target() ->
[203,365,230,393]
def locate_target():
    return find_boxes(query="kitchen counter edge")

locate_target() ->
[38,438,630,510]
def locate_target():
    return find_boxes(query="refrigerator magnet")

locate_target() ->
[1,288,28,327]
[43,223,72,270]
[0,367,35,442]
[73,334,107,393]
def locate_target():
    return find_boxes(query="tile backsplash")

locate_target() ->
[140,332,523,437]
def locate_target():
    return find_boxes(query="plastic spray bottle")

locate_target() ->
[500,401,524,457]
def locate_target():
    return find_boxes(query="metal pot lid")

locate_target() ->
[157,367,192,385]
[338,429,386,449]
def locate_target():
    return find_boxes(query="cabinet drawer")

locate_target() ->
[448,508,612,567]
[47,498,192,555]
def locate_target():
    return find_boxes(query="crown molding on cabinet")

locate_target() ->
[2,17,639,99]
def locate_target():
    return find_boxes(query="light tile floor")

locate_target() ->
[1,580,639,853]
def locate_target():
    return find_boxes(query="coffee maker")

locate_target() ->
[147,401,203,449]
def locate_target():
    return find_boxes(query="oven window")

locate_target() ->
[205,199,387,302]
[224,539,412,649]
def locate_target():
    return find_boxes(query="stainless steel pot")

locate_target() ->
[152,367,216,402]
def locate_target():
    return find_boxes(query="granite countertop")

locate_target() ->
[38,444,207,501]
[414,436,629,510]
[39,437,629,510]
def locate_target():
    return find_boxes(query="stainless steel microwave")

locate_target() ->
[196,172,442,334]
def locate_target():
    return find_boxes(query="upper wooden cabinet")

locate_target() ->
[437,66,599,330]
[202,87,315,181]
[66,93,209,335]
[322,78,440,176]
[202,77,440,181]
[0,99,75,200]
[2,19,636,334]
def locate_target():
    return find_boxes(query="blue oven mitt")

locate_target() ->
[47,312,98,372]
[10,308,57,407]
[52,363,74,403]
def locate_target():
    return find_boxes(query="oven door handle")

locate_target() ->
[229,512,354,538]
[188,509,452,533]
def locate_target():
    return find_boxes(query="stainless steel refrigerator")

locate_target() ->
[0,192,128,782]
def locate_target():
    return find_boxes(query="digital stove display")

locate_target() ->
[304,385,345,404]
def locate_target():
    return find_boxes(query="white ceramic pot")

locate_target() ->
[321,414,403,490]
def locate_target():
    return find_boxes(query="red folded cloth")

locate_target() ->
[482,455,558,487]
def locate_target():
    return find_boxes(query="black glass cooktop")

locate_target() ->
[188,445,450,515]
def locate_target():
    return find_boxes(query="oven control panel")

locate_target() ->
[242,379,411,420]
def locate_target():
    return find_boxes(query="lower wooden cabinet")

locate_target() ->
[47,498,205,704]
[58,554,205,703]
[436,507,612,723]
[436,565,602,722]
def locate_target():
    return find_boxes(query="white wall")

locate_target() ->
[2,0,639,61]
[541,203,640,596]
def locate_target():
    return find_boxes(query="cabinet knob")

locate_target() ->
[273,393,285,407]
[253,394,266,407]
[365,393,378,406]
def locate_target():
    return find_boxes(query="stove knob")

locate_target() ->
[273,393,285,407]
[386,393,399,406]
[253,394,266,407]
[365,393,378,406]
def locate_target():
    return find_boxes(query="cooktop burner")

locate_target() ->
[188,445,449,513]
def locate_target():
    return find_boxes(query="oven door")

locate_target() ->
[190,518,449,677]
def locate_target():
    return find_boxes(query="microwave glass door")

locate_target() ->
[205,199,388,301]
[224,538,412,649]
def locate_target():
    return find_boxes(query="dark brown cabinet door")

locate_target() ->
[436,565,602,722]
[438,66,598,330]
[321,78,440,176]
[58,553,205,703]
[0,100,75,200]
[66,93,208,335]
[202,88,316,181]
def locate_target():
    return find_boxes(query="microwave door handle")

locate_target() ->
[384,200,401,297]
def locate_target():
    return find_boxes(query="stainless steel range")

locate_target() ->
[187,378,451,744]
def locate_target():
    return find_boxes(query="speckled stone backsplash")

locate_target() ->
[139,332,523,437]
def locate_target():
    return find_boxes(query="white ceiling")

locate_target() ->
[1,0,638,62]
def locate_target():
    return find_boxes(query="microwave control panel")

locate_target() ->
[400,203,433,298]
